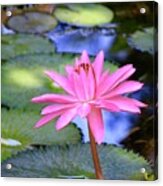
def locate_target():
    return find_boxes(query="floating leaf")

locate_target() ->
[2,54,75,110]
[127,27,155,55]
[7,12,57,34]
[2,144,152,180]
[47,25,117,58]
[1,109,81,161]
[2,53,118,110]
[1,34,55,60]
[54,4,114,27]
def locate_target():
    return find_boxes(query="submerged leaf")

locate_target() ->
[54,4,114,27]
[7,12,57,34]
[2,144,152,180]
[1,34,55,60]
[1,109,81,161]
[127,27,155,55]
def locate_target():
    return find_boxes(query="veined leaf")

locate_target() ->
[1,109,81,161]
[2,144,153,180]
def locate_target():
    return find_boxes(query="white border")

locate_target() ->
[1,0,162,186]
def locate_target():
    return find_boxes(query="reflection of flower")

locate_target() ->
[32,50,147,144]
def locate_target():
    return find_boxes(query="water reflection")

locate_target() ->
[47,23,117,58]
[73,85,153,145]
[73,111,137,146]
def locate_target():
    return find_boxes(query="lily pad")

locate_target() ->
[127,27,155,55]
[54,4,114,27]
[2,53,118,110]
[1,144,152,180]
[1,34,55,60]
[1,54,75,110]
[7,12,57,34]
[1,109,81,161]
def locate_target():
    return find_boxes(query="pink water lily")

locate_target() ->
[31,50,147,144]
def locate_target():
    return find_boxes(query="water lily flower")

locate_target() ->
[31,50,147,144]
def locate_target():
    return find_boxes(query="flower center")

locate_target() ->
[75,63,90,74]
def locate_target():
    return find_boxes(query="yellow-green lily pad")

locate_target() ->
[54,4,114,27]
[2,54,74,110]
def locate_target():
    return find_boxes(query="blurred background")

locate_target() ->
[1,2,158,179]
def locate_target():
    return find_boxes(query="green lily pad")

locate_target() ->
[2,53,118,110]
[1,144,153,180]
[1,34,55,60]
[127,27,155,55]
[1,109,81,161]
[54,4,114,27]
[7,12,57,34]
[1,54,75,110]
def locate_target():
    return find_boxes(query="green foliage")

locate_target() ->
[128,27,155,55]
[1,34,55,60]
[7,12,57,34]
[1,109,81,161]
[2,54,74,110]
[1,144,152,180]
[2,53,118,110]
[54,4,114,27]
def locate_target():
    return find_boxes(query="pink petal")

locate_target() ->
[44,70,75,95]
[78,103,91,118]
[87,66,96,99]
[92,51,104,84]
[98,64,135,96]
[100,70,110,83]
[75,65,96,100]
[34,112,61,128]
[80,68,90,100]
[72,72,85,100]
[96,70,109,96]
[75,57,80,66]
[65,65,74,76]
[80,50,90,64]
[132,99,148,107]
[106,81,144,98]
[107,96,142,113]
[41,103,75,115]
[109,67,136,90]
[31,94,77,104]
[96,100,120,112]
[87,107,104,144]
[56,107,78,130]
